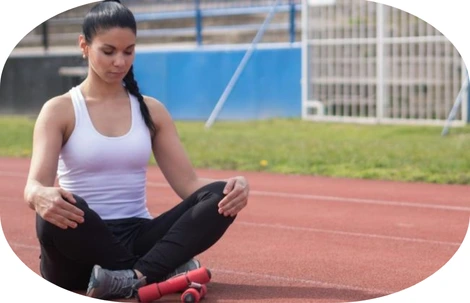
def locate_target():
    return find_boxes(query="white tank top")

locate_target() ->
[57,86,153,220]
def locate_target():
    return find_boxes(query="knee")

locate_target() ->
[198,181,227,198]
[194,182,227,208]
[36,194,89,240]
[198,182,238,222]
[70,194,89,211]
[208,182,239,224]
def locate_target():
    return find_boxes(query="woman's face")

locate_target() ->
[80,27,136,84]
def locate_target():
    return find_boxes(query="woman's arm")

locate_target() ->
[145,96,249,217]
[24,95,84,229]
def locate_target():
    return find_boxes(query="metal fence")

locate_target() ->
[301,0,467,125]
[123,0,297,10]
[18,0,301,49]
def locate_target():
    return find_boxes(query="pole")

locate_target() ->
[42,21,49,50]
[204,0,282,129]
[289,0,296,43]
[195,0,203,46]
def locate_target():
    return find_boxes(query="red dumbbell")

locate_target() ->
[181,283,207,303]
[137,267,211,303]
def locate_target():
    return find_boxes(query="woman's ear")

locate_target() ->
[78,35,88,59]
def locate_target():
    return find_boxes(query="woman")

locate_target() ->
[23,0,249,300]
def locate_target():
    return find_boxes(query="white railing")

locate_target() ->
[302,0,468,126]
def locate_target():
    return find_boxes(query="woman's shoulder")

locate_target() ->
[142,95,163,108]
[142,95,173,127]
[41,92,74,113]
[142,95,169,115]
[37,92,75,127]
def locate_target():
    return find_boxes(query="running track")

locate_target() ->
[0,157,469,302]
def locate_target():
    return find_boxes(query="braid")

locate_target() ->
[123,66,157,138]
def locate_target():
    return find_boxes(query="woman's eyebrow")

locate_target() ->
[101,44,135,49]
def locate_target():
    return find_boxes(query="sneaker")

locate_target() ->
[165,258,201,280]
[86,265,146,299]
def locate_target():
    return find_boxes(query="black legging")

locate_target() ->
[36,181,235,291]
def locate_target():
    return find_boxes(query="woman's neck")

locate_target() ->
[80,71,127,101]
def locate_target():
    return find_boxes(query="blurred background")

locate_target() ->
[1,0,467,128]
[1,0,470,184]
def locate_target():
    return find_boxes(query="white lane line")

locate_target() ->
[250,190,470,212]
[9,242,40,250]
[146,181,470,212]
[0,171,25,178]
[237,222,461,246]
[1,172,467,212]
[4,220,459,248]
[0,196,22,200]
[6,241,394,295]
[211,268,393,295]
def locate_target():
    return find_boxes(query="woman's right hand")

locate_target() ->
[32,187,85,230]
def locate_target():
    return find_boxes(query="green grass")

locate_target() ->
[0,116,35,157]
[1,116,470,184]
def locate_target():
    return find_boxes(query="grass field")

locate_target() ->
[1,116,469,184]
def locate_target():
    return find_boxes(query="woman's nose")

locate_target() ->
[113,54,125,67]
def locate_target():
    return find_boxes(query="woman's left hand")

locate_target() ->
[218,176,249,217]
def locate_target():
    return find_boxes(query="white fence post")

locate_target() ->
[301,0,466,127]
[376,3,385,123]
[301,0,309,120]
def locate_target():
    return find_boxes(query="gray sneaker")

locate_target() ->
[165,258,201,280]
[86,265,146,299]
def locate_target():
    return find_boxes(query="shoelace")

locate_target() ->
[109,273,134,295]
[107,272,145,297]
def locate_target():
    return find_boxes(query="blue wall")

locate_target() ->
[133,45,301,120]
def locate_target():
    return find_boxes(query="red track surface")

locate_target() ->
[0,157,469,302]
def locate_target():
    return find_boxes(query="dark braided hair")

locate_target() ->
[82,0,156,138]
[123,66,156,137]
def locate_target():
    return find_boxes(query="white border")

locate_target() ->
[0,1,469,302]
